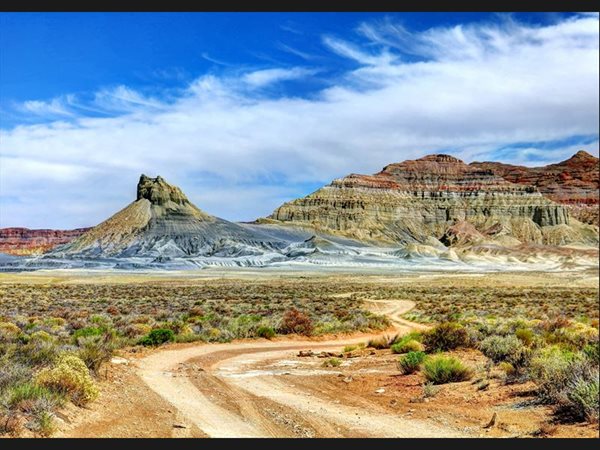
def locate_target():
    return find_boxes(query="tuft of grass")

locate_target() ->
[323,357,342,368]
[367,334,396,350]
[397,351,426,375]
[422,355,473,384]
[422,381,440,398]
[343,345,357,353]
[391,339,424,354]
[256,326,275,339]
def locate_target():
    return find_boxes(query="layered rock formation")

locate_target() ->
[267,154,597,247]
[52,175,283,258]
[0,227,90,255]
[471,151,599,225]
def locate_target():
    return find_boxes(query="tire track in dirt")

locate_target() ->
[135,299,467,437]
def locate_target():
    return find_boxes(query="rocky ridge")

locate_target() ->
[267,153,597,247]
[0,227,91,255]
[471,150,599,226]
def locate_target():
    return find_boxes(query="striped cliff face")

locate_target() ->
[268,153,597,247]
[471,150,599,226]
[0,227,91,255]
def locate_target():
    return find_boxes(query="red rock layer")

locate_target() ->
[0,227,91,255]
[471,150,599,225]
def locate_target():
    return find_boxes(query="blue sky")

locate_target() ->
[0,12,598,228]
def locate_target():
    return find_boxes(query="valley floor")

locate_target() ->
[9,269,589,438]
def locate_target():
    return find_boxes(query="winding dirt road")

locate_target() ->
[132,300,465,437]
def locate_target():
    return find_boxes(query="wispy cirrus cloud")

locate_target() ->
[1,14,598,228]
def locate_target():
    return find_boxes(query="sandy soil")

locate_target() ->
[47,270,599,438]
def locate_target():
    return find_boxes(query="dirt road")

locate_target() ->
[129,300,465,437]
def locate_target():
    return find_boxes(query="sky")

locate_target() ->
[0,12,598,229]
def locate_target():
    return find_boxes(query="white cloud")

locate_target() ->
[241,67,316,88]
[19,95,75,117]
[1,14,598,228]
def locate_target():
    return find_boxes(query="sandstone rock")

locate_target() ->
[471,150,599,226]
[0,227,90,256]
[268,153,594,247]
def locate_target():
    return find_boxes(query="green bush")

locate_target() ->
[256,326,275,339]
[138,328,175,346]
[479,335,530,367]
[583,342,599,365]
[422,322,469,352]
[422,355,473,384]
[72,326,105,341]
[397,351,426,374]
[391,339,424,354]
[515,327,534,346]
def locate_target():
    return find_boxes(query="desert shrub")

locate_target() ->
[76,336,114,374]
[397,351,426,374]
[122,323,152,339]
[423,355,473,384]
[367,335,395,350]
[515,327,534,346]
[422,322,469,352]
[343,345,357,353]
[138,329,175,346]
[30,409,55,437]
[422,381,440,398]
[0,362,32,390]
[256,326,275,339]
[528,346,578,404]
[35,354,98,406]
[323,357,342,368]
[227,315,262,339]
[564,368,599,423]
[391,339,424,354]
[545,322,599,350]
[583,342,599,365]
[278,309,313,336]
[72,327,105,341]
[0,322,21,342]
[479,335,531,367]
[4,383,61,410]
[18,339,59,366]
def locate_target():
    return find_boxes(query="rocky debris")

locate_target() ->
[172,423,189,429]
[268,152,597,247]
[297,350,314,357]
[316,351,344,358]
[471,150,599,226]
[110,357,129,365]
[0,227,90,255]
[483,412,497,429]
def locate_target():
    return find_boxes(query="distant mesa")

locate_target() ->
[0,227,91,256]
[268,151,598,247]
[1,151,598,266]
[471,150,599,226]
